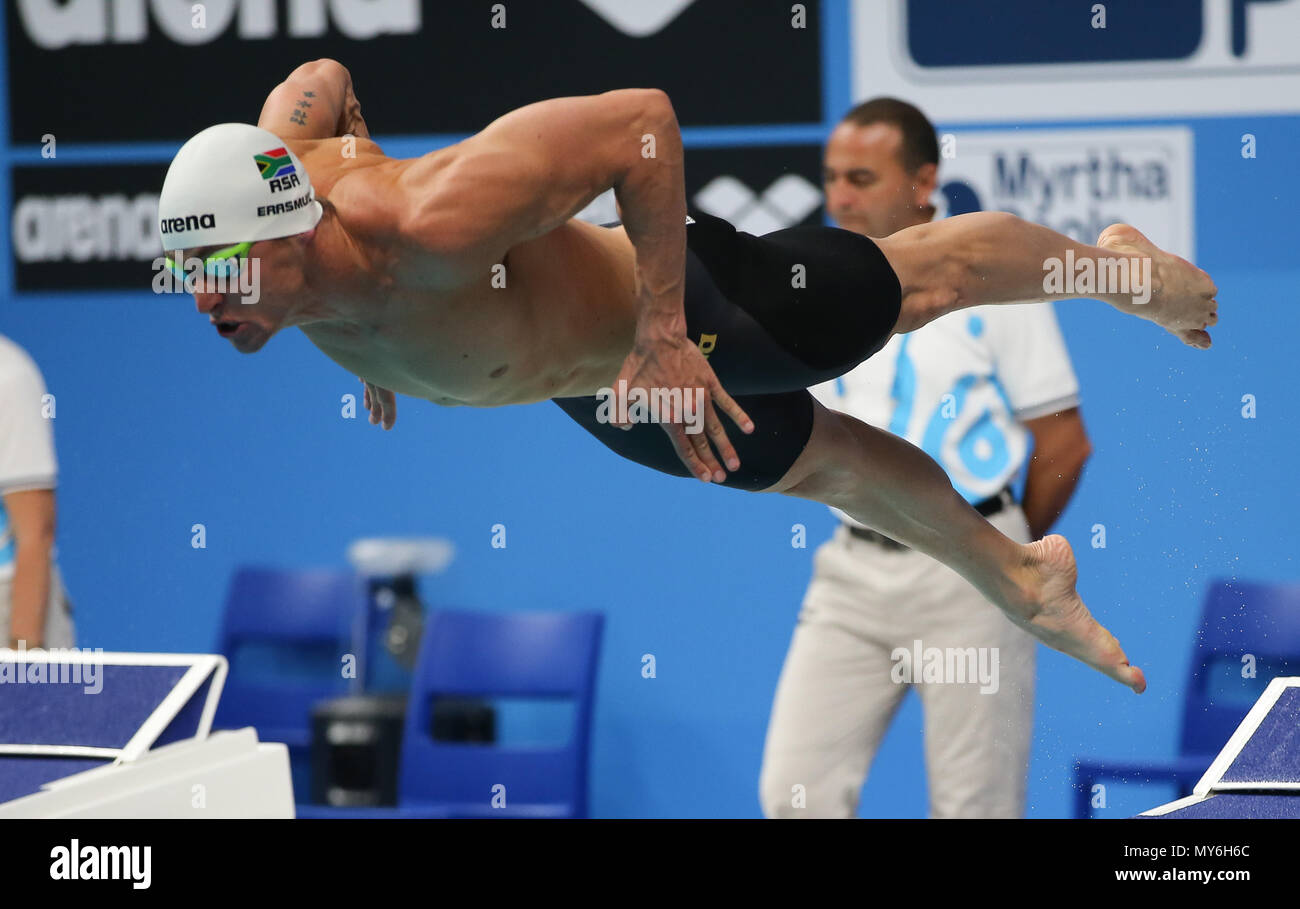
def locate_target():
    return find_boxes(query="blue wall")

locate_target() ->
[3,4,1297,818]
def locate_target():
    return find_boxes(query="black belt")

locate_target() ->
[846,487,1016,551]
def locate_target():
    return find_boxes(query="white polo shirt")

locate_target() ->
[0,335,58,580]
[812,302,1080,526]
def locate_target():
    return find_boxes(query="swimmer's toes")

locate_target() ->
[1107,660,1147,694]
[1096,631,1146,693]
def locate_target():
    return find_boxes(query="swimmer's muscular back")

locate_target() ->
[254,60,684,406]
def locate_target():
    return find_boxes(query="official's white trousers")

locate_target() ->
[760,506,1036,818]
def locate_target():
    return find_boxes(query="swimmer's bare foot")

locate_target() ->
[1096,224,1218,349]
[1005,535,1147,693]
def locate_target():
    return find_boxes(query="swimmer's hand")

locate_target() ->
[361,378,396,430]
[612,331,754,483]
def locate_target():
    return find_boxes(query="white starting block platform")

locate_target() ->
[0,651,293,818]
[1139,677,1300,818]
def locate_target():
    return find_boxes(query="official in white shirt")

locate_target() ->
[0,334,75,650]
[760,99,1091,818]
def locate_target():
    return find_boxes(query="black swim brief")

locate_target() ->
[553,210,902,491]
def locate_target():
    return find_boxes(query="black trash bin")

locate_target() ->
[310,694,498,806]
[310,695,407,807]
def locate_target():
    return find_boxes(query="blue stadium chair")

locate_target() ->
[298,609,603,819]
[1074,578,1300,817]
[213,567,363,799]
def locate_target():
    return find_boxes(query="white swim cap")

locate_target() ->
[158,123,323,252]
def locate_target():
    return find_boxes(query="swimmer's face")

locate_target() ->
[823,121,936,237]
[188,235,308,353]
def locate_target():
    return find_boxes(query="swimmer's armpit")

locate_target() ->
[259,58,370,141]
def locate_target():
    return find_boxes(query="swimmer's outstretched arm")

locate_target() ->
[875,212,1218,348]
[391,90,752,482]
[262,60,387,422]
[259,58,370,140]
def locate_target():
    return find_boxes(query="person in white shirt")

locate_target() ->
[0,334,74,650]
[760,99,1091,818]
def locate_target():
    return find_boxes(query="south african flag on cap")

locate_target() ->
[254,147,296,180]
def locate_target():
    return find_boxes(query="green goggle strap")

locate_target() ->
[164,241,254,280]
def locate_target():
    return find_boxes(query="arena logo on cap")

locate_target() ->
[159,212,215,235]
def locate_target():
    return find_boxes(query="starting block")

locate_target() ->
[0,650,292,818]
[1140,677,1300,818]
